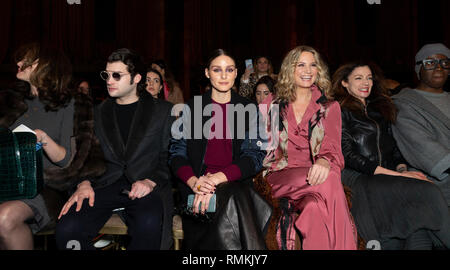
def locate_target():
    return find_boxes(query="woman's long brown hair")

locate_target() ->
[331,62,397,123]
[14,42,73,111]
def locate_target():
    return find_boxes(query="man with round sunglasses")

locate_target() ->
[392,43,450,210]
[55,48,175,250]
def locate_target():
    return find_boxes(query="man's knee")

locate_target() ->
[131,204,163,232]
[55,204,90,248]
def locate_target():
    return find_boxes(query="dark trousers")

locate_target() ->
[55,178,163,250]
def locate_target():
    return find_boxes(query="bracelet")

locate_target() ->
[397,167,407,173]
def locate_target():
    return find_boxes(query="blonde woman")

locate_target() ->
[263,46,357,250]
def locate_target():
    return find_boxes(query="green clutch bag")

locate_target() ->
[0,127,43,202]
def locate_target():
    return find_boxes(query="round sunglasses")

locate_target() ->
[100,71,131,81]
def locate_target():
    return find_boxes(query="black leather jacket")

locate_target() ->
[341,103,406,175]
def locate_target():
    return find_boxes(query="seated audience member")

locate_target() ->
[145,67,164,99]
[77,79,91,96]
[332,62,450,250]
[263,46,357,250]
[56,48,175,250]
[391,43,450,208]
[169,49,272,250]
[253,75,276,104]
[151,59,184,105]
[0,42,104,250]
[239,56,277,99]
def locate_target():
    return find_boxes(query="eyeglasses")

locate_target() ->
[416,58,450,70]
[100,71,131,81]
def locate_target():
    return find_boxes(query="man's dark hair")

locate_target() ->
[107,48,146,96]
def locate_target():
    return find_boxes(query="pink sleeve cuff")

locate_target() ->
[221,164,242,182]
[177,166,196,183]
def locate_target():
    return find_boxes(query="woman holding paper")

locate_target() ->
[0,43,104,250]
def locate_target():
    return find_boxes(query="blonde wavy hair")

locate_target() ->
[276,46,331,102]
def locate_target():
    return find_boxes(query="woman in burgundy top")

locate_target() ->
[263,46,357,250]
[169,49,272,250]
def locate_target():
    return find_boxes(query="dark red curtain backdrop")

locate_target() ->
[0,0,448,99]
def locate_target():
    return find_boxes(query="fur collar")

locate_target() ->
[44,93,106,190]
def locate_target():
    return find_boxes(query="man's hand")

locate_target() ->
[128,179,157,200]
[58,180,95,219]
[401,171,433,183]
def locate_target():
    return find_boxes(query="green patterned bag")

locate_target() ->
[0,127,43,202]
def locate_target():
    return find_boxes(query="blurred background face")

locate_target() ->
[256,57,269,73]
[342,65,373,104]
[146,71,163,98]
[293,51,318,90]
[205,55,237,93]
[151,63,165,79]
[78,81,90,95]
[255,83,270,104]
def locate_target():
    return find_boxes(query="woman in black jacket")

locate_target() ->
[332,62,450,250]
[169,49,271,250]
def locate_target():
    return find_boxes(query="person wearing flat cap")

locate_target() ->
[392,43,450,209]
